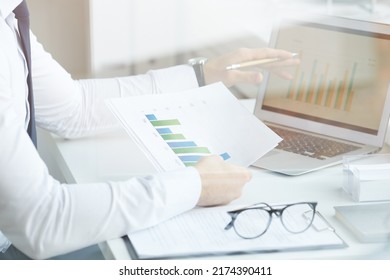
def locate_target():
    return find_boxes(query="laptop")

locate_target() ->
[252,15,390,175]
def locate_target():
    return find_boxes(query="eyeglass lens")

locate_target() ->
[281,203,315,233]
[233,208,271,239]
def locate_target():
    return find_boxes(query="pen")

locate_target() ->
[226,53,299,70]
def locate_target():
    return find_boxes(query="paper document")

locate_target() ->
[106,82,281,171]
[127,206,346,259]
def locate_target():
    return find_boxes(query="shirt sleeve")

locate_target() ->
[0,112,201,259]
[0,31,202,259]
[31,32,199,138]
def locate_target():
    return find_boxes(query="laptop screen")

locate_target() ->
[259,16,390,137]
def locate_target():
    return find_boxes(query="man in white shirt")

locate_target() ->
[0,0,297,259]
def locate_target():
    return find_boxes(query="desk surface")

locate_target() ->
[45,99,390,260]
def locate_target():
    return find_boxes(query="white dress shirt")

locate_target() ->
[0,0,202,259]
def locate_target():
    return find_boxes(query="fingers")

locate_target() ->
[225,48,299,85]
[265,57,300,69]
[239,47,296,62]
[227,70,264,85]
[203,47,298,88]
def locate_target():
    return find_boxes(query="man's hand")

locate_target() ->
[204,48,299,87]
[195,155,252,207]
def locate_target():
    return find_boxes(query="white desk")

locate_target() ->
[43,100,390,260]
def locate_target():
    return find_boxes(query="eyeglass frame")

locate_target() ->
[224,201,318,239]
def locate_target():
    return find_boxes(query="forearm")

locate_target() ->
[0,121,201,259]
[35,66,198,138]
[30,30,198,138]
[9,170,200,259]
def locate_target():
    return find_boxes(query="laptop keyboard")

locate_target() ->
[269,126,360,160]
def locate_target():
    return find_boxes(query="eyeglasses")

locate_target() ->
[224,202,317,239]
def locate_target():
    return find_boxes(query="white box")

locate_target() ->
[343,154,390,202]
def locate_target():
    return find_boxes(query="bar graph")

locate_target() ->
[146,114,231,167]
[286,60,357,112]
[107,83,282,171]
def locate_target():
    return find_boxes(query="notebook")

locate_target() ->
[252,15,390,175]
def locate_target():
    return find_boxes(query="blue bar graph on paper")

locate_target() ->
[179,153,231,162]
[167,141,197,148]
[145,113,231,166]
[220,152,231,160]
[146,114,157,121]
[156,128,172,134]
[178,155,203,162]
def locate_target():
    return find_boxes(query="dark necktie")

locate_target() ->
[13,1,37,147]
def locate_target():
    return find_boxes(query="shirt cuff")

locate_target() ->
[149,65,199,93]
[154,166,202,217]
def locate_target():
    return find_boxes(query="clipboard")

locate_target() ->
[126,205,347,260]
